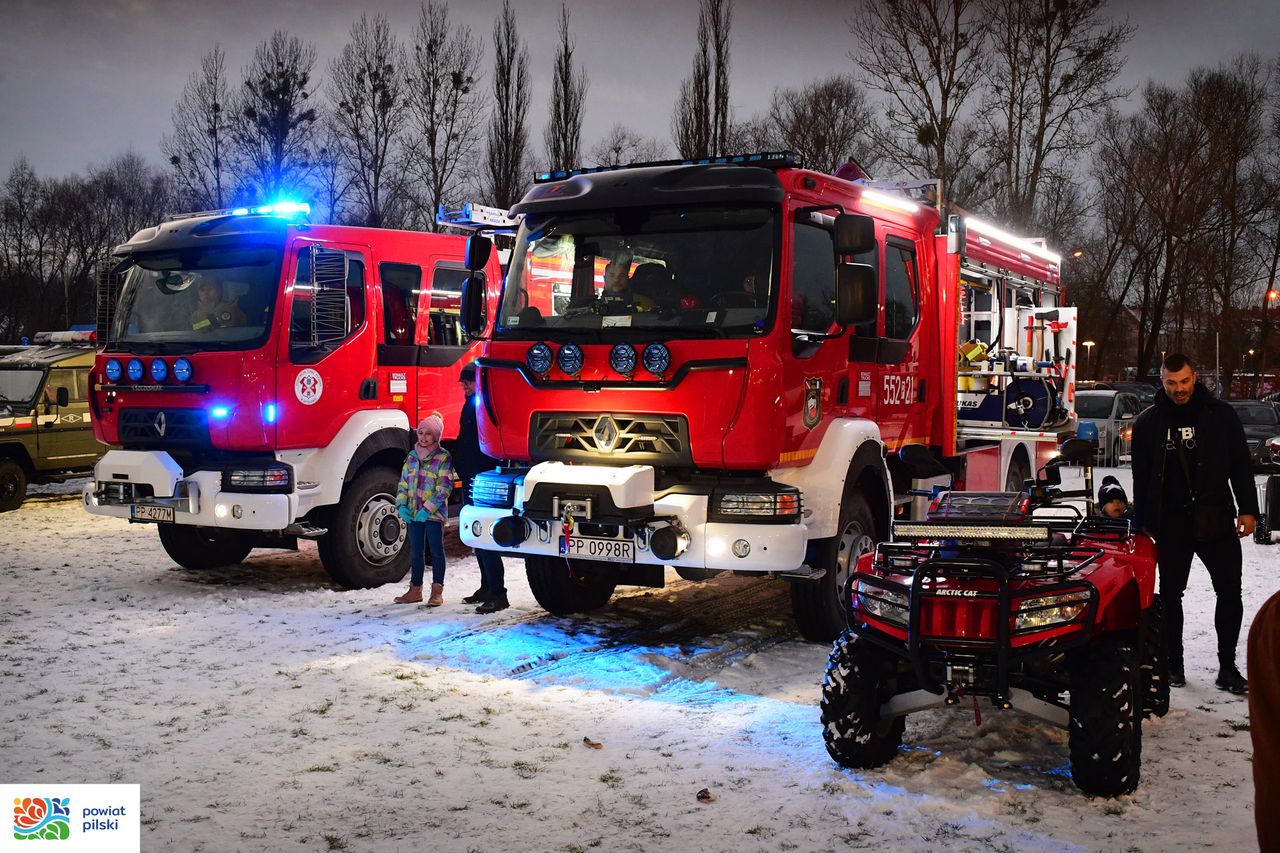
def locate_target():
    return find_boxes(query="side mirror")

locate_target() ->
[835,263,877,327]
[465,235,493,272]
[56,387,70,407]
[834,213,875,254]
[461,275,485,339]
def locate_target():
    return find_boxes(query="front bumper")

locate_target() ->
[459,462,807,573]
[83,449,296,530]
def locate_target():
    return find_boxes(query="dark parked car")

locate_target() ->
[1227,400,1280,472]
[1112,382,1156,407]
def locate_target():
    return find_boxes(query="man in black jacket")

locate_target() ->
[1131,353,1258,694]
[455,363,508,613]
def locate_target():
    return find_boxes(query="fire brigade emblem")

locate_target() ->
[295,369,323,406]
[593,415,620,452]
[803,378,822,429]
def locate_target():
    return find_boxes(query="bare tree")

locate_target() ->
[849,0,989,205]
[161,46,232,211]
[543,4,589,172]
[232,31,320,203]
[767,75,877,175]
[982,0,1133,229]
[585,125,669,166]
[483,0,532,209]
[672,0,733,158]
[328,14,410,228]
[407,1,484,231]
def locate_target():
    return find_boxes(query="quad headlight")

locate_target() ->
[1014,590,1092,632]
[854,579,908,626]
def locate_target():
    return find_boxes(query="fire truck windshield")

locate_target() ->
[111,246,282,352]
[499,205,776,338]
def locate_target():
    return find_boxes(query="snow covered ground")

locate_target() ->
[1,468,1271,852]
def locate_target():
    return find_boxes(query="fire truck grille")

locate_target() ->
[530,412,693,465]
[119,408,211,448]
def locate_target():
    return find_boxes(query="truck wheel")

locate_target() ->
[0,459,27,512]
[1256,513,1272,546]
[820,630,905,768]
[317,466,409,589]
[525,554,617,615]
[1069,636,1142,797]
[791,491,874,643]
[157,524,254,570]
[1140,596,1170,718]
[1004,450,1031,491]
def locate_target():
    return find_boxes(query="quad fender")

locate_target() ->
[277,410,411,518]
[1094,577,1142,638]
[771,419,890,541]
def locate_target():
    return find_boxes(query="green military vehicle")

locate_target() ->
[0,335,104,511]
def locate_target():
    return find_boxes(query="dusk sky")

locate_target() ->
[1,0,1277,180]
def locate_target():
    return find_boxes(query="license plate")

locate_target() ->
[561,534,635,563]
[130,504,174,523]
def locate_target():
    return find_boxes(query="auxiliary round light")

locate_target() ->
[149,358,168,382]
[471,520,483,538]
[104,359,122,383]
[526,342,554,375]
[642,342,670,376]
[609,343,637,375]
[732,539,752,558]
[126,358,144,382]
[215,504,228,519]
[173,357,193,383]
[557,342,584,375]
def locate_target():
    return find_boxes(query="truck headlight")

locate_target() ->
[1014,590,1091,631]
[470,469,521,509]
[222,464,293,493]
[710,486,801,523]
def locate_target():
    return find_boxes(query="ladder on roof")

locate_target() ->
[436,202,521,233]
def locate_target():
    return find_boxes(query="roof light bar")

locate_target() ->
[965,217,1061,265]
[167,201,311,222]
[533,151,802,183]
[893,522,1051,542]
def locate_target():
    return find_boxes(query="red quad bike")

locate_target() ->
[820,438,1168,797]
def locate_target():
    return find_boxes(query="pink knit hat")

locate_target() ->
[417,412,444,440]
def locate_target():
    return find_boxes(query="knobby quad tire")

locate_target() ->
[820,630,906,769]
[1256,513,1272,546]
[525,554,617,615]
[791,491,874,643]
[317,466,409,589]
[0,459,27,512]
[157,524,255,570]
[1139,596,1170,719]
[1069,636,1143,797]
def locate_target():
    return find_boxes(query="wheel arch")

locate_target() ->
[1095,576,1142,640]
[771,418,888,541]
[0,442,36,476]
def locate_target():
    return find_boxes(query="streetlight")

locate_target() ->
[1082,340,1095,379]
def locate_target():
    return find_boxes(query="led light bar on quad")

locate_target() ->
[893,522,1051,543]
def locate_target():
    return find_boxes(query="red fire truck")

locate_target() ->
[454,152,1077,641]
[82,203,502,588]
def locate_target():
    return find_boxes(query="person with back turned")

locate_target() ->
[455,363,509,613]
[1131,353,1258,694]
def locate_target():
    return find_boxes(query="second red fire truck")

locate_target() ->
[456,152,1077,641]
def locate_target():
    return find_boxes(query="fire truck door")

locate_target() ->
[874,235,928,452]
[275,243,376,450]
[376,261,422,431]
[415,263,478,442]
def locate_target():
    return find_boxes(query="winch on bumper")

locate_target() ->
[82,449,296,530]
[459,461,806,572]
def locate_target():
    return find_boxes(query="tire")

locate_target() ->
[1069,636,1142,797]
[820,630,906,768]
[1139,596,1170,719]
[525,554,617,614]
[1004,450,1031,491]
[317,466,409,589]
[791,491,875,643]
[157,524,254,570]
[1255,513,1272,546]
[0,459,27,512]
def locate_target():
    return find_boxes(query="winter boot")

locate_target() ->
[476,590,509,614]
[1168,658,1186,688]
[1216,665,1248,695]
[426,583,445,607]
[461,587,491,604]
[394,585,423,604]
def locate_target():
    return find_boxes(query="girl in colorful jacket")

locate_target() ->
[393,412,455,606]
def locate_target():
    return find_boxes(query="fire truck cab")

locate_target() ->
[83,204,502,588]
[456,152,1075,641]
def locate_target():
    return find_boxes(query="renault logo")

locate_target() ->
[593,415,619,453]
[153,412,167,437]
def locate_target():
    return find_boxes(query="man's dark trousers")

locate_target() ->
[1156,523,1244,671]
